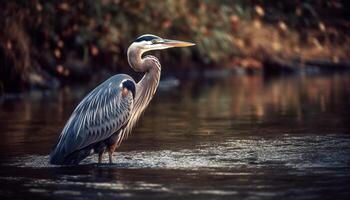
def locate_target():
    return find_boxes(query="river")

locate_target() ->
[0,73,350,199]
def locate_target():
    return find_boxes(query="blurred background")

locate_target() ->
[0,0,349,92]
[1,1,350,199]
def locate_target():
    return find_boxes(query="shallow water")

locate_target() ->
[1,74,350,199]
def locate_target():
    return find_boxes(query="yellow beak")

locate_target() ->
[162,39,195,47]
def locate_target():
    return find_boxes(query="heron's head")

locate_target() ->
[130,34,195,53]
[127,34,195,72]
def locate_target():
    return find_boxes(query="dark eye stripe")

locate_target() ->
[134,35,161,42]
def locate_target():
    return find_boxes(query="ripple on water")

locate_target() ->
[8,135,350,172]
[0,176,171,197]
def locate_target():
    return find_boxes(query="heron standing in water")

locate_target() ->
[49,34,194,165]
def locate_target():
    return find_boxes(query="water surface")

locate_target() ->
[0,74,350,199]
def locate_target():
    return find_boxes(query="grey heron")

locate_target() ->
[49,34,194,165]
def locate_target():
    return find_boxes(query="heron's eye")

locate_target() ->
[151,39,160,44]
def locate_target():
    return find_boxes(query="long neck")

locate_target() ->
[133,55,161,112]
[116,47,161,145]
[127,46,161,107]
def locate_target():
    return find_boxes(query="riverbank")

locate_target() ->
[1,1,349,93]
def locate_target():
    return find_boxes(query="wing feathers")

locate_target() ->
[50,75,135,164]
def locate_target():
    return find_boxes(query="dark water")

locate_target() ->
[1,74,350,199]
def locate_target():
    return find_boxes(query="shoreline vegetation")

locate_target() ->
[1,1,349,93]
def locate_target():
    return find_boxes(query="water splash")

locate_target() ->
[8,135,350,172]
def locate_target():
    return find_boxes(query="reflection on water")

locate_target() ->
[0,73,350,199]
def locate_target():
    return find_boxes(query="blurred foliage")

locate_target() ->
[0,0,349,92]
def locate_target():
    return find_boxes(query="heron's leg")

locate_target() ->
[108,151,114,164]
[98,150,105,164]
[108,142,118,164]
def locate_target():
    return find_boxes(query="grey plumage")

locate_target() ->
[50,75,135,164]
[49,34,194,165]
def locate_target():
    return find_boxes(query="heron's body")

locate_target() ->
[49,34,194,165]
